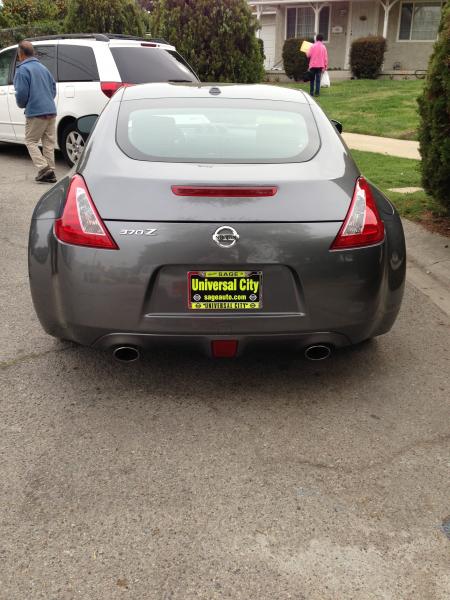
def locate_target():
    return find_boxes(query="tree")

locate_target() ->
[150,0,264,83]
[417,3,450,212]
[0,0,67,27]
[65,0,149,36]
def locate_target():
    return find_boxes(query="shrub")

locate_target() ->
[282,38,310,82]
[350,36,386,79]
[65,0,149,36]
[257,37,265,63]
[417,3,450,212]
[150,0,264,83]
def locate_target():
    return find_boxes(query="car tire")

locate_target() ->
[61,122,86,167]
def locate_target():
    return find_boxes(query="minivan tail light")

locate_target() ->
[100,81,134,98]
[330,177,384,250]
[55,174,118,249]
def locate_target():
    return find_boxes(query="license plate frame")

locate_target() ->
[188,270,263,310]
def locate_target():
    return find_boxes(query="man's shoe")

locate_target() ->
[35,167,51,182]
[40,170,57,184]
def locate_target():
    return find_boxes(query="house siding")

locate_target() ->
[378,2,436,71]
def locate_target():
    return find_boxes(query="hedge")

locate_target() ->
[350,36,386,79]
[282,38,311,82]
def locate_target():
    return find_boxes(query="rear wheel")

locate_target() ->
[61,122,85,167]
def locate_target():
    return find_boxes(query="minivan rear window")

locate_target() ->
[110,47,198,84]
[116,98,320,164]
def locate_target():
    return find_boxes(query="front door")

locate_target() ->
[0,48,16,141]
[351,1,380,38]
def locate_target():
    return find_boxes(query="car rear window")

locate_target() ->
[116,98,320,164]
[58,45,99,82]
[110,47,198,84]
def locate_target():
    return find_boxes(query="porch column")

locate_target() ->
[310,3,321,37]
[379,0,400,38]
[344,1,353,69]
[256,5,262,38]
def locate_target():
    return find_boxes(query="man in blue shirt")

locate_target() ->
[14,41,57,183]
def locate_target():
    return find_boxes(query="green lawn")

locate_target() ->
[276,79,423,140]
[351,150,446,225]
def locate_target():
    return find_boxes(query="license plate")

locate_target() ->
[188,271,262,310]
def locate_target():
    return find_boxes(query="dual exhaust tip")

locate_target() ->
[112,344,332,362]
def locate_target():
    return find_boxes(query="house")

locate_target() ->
[249,0,444,75]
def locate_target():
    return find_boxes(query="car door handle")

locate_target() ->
[9,88,16,94]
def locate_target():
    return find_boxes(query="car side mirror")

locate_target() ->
[331,119,343,134]
[76,114,98,136]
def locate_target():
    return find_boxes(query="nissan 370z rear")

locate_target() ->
[28,83,406,359]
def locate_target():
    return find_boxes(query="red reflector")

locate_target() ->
[211,340,238,358]
[171,186,277,197]
[54,174,118,250]
[100,81,134,98]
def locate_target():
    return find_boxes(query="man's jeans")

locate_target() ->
[25,116,56,173]
[309,68,323,96]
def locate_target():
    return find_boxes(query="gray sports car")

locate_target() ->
[28,83,405,361]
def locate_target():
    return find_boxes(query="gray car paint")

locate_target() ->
[28,84,406,355]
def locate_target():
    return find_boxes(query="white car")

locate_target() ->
[0,33,198,165]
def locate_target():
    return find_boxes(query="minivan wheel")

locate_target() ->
[61,122,85,166]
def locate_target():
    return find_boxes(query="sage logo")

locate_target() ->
[212,226,239,248]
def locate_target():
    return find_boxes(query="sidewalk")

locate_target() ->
[342,132,420,160]
[402,219,450,316]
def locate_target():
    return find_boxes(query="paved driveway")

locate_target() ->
[1,143,449,599]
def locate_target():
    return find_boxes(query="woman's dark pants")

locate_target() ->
[309,68,322,96]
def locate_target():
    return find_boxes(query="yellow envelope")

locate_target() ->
[300,41,312,54]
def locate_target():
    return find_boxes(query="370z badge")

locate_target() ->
[119,228,157,236]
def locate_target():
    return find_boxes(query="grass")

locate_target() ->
[276,79,424,140]
[351,150,449,234]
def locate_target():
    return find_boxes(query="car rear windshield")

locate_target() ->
[110,47,198,84]
[116,98,320,163]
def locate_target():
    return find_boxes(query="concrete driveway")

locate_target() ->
[1,143,449,599]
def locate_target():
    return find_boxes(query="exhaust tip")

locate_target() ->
[304,344,331,361]
[113,346,140,363]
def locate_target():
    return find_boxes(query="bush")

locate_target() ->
[257,37,265,63]
[150,0,264,83]
[65,0,149,36]
[282,38,310,82]
[350,36,386,79]
[417,3,450,212]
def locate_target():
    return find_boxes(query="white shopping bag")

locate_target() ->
[321,70,331,88]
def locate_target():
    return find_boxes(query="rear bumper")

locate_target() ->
[93,331,352,356]
[28,220,405,351]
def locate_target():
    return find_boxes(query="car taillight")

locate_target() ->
[100,81,134,98]
[54,174,118,249]
[330,177,384,250]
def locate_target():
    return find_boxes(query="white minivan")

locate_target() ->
[0,33,198,165]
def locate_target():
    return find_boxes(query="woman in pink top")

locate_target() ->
[307,34,328,97]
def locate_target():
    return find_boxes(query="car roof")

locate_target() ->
[120,83,310,104]
[2,34,174,51]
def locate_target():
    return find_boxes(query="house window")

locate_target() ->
[399,2,442,40]
[286,6,330,41]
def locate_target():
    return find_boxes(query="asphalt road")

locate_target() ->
[1,143,449,600]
